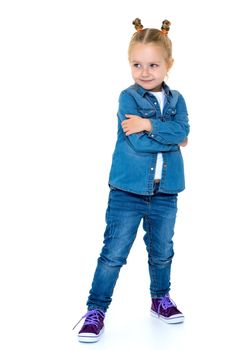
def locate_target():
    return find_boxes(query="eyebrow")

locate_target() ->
[131,60,162,64]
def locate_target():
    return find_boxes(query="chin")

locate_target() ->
[140,80,162,91]
[139,83,157,91]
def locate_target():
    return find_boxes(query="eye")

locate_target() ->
[150,64,159,68]
[133,63,141,68]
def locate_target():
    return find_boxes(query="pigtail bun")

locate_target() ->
[161,20,171,35]
[132,18,143,32]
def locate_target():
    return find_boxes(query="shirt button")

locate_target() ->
[151,167,154,171]
[151,134,154,137]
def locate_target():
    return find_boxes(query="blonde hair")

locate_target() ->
[128,19,173,62]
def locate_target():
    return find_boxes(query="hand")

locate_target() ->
[179,138,188,147]
[121,114,152,136]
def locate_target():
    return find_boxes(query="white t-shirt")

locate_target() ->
[149,90,165,180]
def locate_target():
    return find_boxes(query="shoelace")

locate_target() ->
[157,294,176,315]
[72,309,105,330]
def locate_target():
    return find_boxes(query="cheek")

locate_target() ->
[131,69,139,77]
[156,68,167,78]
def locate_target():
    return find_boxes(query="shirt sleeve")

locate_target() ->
[148,93,190,145]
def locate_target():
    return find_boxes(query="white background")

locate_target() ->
[1,1,233,349]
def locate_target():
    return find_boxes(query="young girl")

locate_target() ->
[73,18,190,343]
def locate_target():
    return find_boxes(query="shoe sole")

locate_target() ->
[151,310,184,324]
[78,328,104,343]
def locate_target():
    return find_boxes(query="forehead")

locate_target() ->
[129,43,167,61]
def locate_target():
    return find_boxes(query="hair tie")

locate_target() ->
[132,18,143,32]
[161,20,171,35]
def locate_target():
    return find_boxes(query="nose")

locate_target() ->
[141,67,149,77]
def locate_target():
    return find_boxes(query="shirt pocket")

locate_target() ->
[162,108,176,121]
[137,108,156,118]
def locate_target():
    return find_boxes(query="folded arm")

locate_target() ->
[122,114,188,147]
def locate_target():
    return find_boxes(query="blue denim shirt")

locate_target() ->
[108,82,190,195]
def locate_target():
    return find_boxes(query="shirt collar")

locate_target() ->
[133,82,173,98]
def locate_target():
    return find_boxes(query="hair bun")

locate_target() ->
[161,20,171,35]
[132,18,143,32]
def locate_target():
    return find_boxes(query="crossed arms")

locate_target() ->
[118,91,189,153]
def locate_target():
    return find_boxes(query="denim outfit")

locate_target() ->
[109,82,189,195]
[87,83,189,312]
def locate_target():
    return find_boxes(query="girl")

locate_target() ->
[73,18,190,343]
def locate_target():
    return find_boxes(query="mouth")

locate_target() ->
[139,79,153,83]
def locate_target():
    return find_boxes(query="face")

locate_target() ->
[129,43,173,92]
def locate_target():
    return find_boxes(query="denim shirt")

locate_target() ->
[108,82,190,195]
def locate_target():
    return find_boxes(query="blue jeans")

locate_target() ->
[87,185,178,312]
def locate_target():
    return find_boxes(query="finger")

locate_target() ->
[125,114,140,119]
[125,114,134,119]
[180,138,188,147]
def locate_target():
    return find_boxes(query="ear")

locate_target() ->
[167,58,174,71]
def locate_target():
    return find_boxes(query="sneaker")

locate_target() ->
[72,309,105,343]
[151,294,184,324]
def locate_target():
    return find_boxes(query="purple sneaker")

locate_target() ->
[72,309,105,343]
[151,294,184,324]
